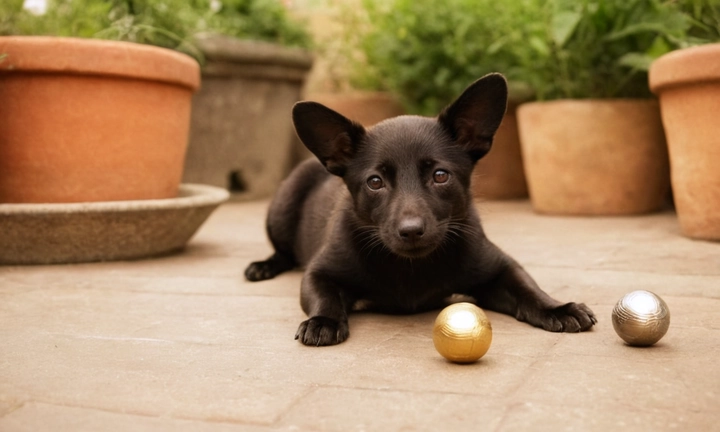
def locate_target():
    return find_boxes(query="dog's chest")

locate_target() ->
[358,261,460,313]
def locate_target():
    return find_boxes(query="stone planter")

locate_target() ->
[472,101,528,200]
[517,99,669,215]
[0,36,200,203]
[184,36,313,200]
[649,43,720,241]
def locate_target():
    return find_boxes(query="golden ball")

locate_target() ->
[433,302,492,363]
[612,290,670,347]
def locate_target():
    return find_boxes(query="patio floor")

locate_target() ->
[1,198,718,431]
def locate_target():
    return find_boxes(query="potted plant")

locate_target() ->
[1,0,315,203]
[649,2,720,240]
[274,0,407,167]
[513,0,699,215]
[0,1,242,263]
[319,0,537,200]
[290,0,406,168]
[0,0,206,203]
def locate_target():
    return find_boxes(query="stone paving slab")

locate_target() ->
[1,200,718,431]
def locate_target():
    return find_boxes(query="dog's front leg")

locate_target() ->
[471,249,597,332]
[295,270,352,346]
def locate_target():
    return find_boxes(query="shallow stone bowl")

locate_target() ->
[0,184,229,265]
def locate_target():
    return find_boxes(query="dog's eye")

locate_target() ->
[433,169,449,184]
[367,176,384,190]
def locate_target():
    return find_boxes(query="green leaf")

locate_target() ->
[647,35,671,58]
[397,26,408,40]
[486,37,506,55]
[552,10,581,47]
[616,35,673,72]
[617,52,653,71]
[605,15,688,42]
[529,35,549,56]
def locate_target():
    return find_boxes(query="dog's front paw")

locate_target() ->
[528,302,597,333]
[295,316,349,346]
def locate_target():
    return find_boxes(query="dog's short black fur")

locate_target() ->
[245,74,596,346]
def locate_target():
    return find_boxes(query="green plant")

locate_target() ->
[680,0,720,43]
[1,0,112,38]
[337,0,539,115]
[340,0,719,112]
[517,0,720,100]
[200,0,312,48]
[0,0,311,60]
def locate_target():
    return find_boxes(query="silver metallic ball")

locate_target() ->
[612,290,670,346]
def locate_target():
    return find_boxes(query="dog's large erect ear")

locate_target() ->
[438,73,508,162]
[292,102,366,177]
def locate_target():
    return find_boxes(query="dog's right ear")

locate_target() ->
[292,102,366,177]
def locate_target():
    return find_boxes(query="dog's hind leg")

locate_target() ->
[244,159,328,282]
[244,202,299,281]
[245,251,295,281]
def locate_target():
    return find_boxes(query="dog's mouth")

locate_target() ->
[392,243,439,259]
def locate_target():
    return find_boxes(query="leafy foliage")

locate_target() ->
[680,0,720,43]
[0,0,311,60]
[203,0,311,48]
[342,0,720,112]
[1,0,112,39]
[339,0,539,115]
[519,0,719,100]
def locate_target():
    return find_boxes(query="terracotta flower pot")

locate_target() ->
[0,36,200,203]
[472,101,528,200]
[650,43,720,241]
[517,99,669,215]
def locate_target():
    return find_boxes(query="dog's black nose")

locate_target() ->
[398,218,425,241]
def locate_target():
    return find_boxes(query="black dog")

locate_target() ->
[245,73,596,346]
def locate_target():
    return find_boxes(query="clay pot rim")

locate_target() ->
[0,36,200,91]
[649,43,720,94]
[518,98,658,112]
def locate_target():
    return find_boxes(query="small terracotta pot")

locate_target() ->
[650,43,720,241]
[472,102,528,200]
[517,99,669,215]
[0,36,200,203]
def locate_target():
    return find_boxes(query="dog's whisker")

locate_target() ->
[353,227,390,259]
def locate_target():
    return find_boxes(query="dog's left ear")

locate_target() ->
[438,73,508,162]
